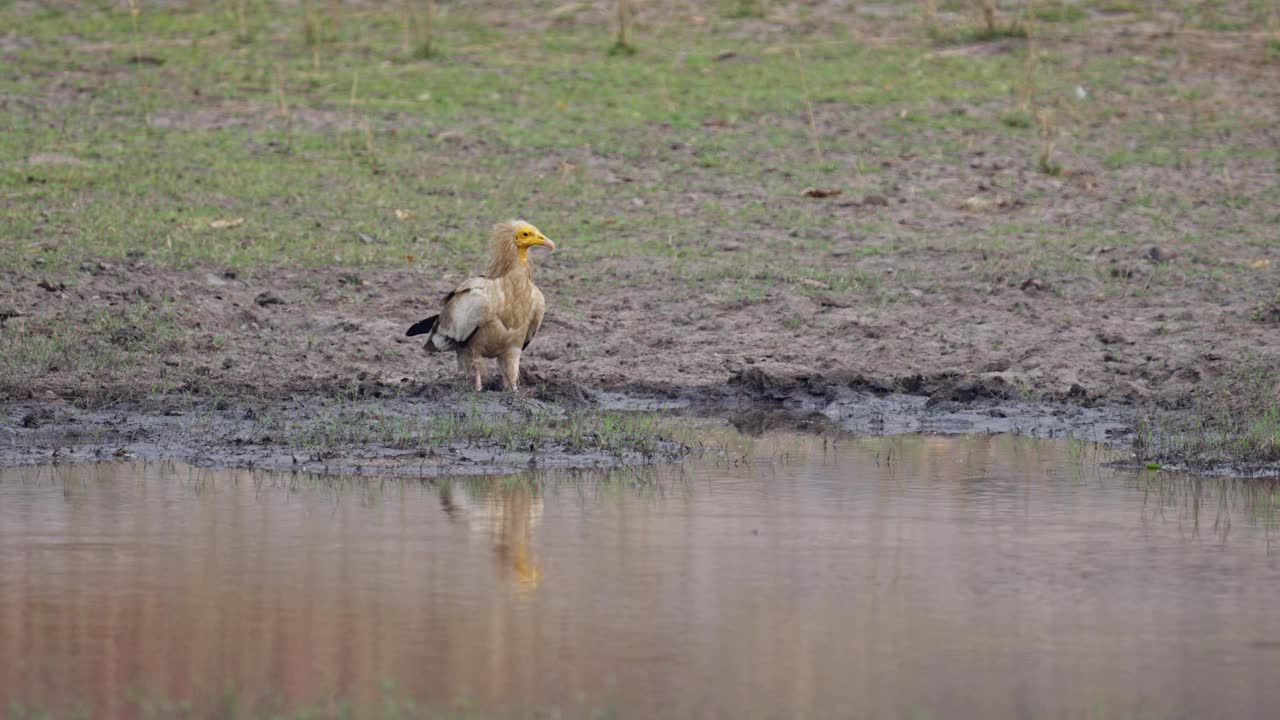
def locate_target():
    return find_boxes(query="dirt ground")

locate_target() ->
[0,247,1175,475]
[4,158,1277,409]
[2,248,1272,408]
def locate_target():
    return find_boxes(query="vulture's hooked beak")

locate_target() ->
[536,234,556,252]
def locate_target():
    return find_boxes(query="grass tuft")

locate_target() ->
[929,0,1029,46]
[0,300,181,405]
[607,41,638,57]
[1032,2,1087,23]
[1251,296,1280,325]
[1036,109,1063,175]
[409,0,438,59]
[1266,38,1280,64]
[722,0,766,19]
[610,0,635,55]
[233,401,685,463]
[928,22,1028,44]
[1132,362,1280,473]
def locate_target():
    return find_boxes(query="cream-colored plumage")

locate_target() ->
[406,220,553,391]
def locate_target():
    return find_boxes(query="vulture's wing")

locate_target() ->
[422,277,496,352]
[522,285,546,350]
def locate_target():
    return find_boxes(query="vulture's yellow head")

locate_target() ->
[488,220,555,276]
[511,221,555,252]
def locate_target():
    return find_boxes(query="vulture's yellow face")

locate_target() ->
[514,223,555,252]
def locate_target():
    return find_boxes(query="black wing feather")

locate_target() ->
[406,315,438,337]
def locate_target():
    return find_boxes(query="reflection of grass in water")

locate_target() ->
[1136,472,1280,540]
[186,455,687,504]
[448,463,683,502]
[1061,434,1118,482]
[9,682,619,719]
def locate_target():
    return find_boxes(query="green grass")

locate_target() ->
[2,1,1273,287]
[1,1,1032,277]
[1252,294,1280,324]
[928,20,1029,45]
[0,0,1233,274]
[0,299,182,404]
[226,399,683,461]
[1033,3,1088,23]
[1132,361,1280,473]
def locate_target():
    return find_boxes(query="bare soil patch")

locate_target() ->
[1,222,1272,410]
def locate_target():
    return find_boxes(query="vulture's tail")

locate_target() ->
[406,315,462,353]
[406,315,438,337]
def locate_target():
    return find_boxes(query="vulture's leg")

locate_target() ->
[457,350,481,391]
[499,349,521,391]
[474,363,483,392]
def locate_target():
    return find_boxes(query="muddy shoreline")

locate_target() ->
[1,366,1137,477]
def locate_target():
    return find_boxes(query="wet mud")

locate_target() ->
[1,365,1134,476]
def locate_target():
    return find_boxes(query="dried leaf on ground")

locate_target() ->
[802,187,842,198]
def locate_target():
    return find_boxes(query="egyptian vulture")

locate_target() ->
[406,220,555,391]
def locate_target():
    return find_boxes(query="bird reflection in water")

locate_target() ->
[442,479,542,591]
[490,484,541,591]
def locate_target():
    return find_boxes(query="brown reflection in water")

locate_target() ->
[459,480,542,591]
[435,479,541,589]
[1,435,1278,720]
[0,463,558,717]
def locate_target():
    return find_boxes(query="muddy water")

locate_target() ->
[2,433,1279,720]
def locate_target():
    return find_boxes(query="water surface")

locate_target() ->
[2,432,1279,719]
